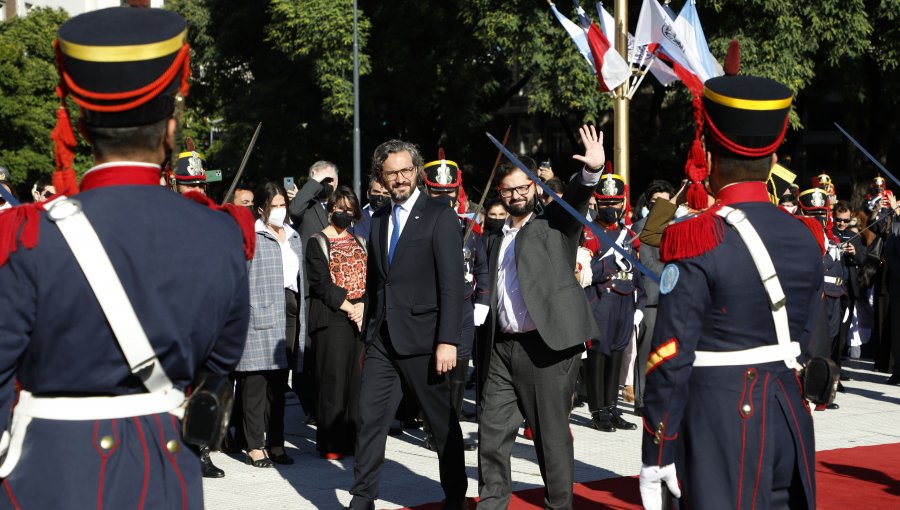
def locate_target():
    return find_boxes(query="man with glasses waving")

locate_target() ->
[477,125,605,510]
[348,140,467,510]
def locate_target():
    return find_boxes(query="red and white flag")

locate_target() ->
[586,21,630,92]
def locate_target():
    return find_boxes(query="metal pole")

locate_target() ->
[613,0,629,186]
[352,0,362,199]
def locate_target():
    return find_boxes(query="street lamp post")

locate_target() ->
[352,0,361,199]
[208,118,223,150]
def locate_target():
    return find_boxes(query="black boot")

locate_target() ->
[609,406,637,430]
[449,360,477,451]
[591,408,616,432]
[200,446,225,478]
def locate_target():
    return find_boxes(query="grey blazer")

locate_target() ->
[486,174,601,352]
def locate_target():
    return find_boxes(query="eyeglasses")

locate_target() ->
[834,218,851,224]
[497,181,534,198]
[382,166,416,181]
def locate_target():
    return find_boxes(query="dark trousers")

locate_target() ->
[833,296,851,370]
[585,349,624,411]
[634,306,657,409]
[349,328,467,509]
[478,331,582,510]
[298,296,318,419]
[315,311,363,455]
[236,369,288,450]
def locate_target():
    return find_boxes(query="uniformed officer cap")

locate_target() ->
[56,7,190,127]
[173,150,207,185]
[423,159,461,190]
[873,175,886,188]
[798,188,830,214]
[594,173,627,201]
[702,76,793,158]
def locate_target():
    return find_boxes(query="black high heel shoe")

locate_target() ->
[245,449,274,468]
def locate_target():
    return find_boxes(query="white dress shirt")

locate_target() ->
[497,167,602,334]
[256,219,301,292]
[386,187,421,254]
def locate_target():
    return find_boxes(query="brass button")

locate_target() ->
[741,404,752,415]
[99,435,115,450]
[746,369,756,379]
[166,439,180,453]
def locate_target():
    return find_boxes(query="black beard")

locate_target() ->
[506,195,536,217]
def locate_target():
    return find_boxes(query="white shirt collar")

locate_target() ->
[502,212,533,234]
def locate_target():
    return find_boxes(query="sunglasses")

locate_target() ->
[834,218,851,224]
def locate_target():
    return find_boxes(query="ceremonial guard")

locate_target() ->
[168,140,208,195]
[0,8,253,508]
[812,173,837,206]
[798,187,845,410]
[639,74,822,510]
[422,152,489,451]
[581,173,644,432]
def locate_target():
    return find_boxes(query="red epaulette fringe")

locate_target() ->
[659,207,725,262]
[0,204,44,267]
[182,191,256,260]
[795,216,826,256]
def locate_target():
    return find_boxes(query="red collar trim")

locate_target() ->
[80,165,162,192]
[717,181,770,206]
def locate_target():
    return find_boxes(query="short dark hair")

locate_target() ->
[834,200,852,215]
[494,156,537,187]
[81,119,168,161]
[709,146,772,184]
[545,177,566,196]
[485,197,504,211]
[370,140,423,181]
[326,185,362,221]
[253,181,287,221]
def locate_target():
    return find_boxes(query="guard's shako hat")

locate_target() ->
[52,7,191,194]
[702,76,793,158]
[798,188,830,215]
[173,149,207,186]
[594,173,627,201]
[423,149,468,215]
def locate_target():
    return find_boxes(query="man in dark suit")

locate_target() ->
[287,160,338,422]
[477,125,605,510]
[349,140,467,510]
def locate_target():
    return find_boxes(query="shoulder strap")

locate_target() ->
[311,231,330,262]
[352,233,367,256]
[45,196,173,393]
[715,206,800,369]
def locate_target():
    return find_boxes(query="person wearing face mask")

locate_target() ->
[481,198,508,237]
[286,160,338,425]
[352,177,391,242]
[235,182,305,468]
[581,173,645,432]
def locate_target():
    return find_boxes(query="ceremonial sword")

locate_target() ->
[486,132,661,284]
[221,122,262,206]
[834,123,900,188]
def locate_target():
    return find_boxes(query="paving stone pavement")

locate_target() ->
[203,359,900,509]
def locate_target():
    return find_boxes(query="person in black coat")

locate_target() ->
[348,140,467,510]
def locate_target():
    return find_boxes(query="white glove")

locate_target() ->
[575,247,593,288]
[633,309,644,328]
[473,304,490,327]
[639,463,681,510]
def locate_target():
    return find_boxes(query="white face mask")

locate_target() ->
[267,207,287,228]
[640,206,650,218]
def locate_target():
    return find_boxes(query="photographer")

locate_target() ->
[832,201,866,383]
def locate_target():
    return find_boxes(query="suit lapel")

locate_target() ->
[376,210,389,276]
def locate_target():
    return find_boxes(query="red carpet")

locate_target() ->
[405,442,900,509]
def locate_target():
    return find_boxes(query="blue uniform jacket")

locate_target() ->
[0,164,250,509]
[642,182,823,510]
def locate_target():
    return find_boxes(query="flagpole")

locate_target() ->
[613,0,629,185]
[352,0,362,199]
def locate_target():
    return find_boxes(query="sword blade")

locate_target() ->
[221,122,262,206]
[834,123,900,188]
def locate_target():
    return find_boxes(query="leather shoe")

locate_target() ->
[610,407,637,430]
[826,402,840,410]
[591,409,616,432]
[200,447,225,478]
[268,450,294,465]
[886,374,900,386]
[837,382,846,393]
[442,499,468,510]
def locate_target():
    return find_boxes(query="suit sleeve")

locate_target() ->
[288,179,323,221]
[546,170,598,243]
[639,200,677,248]
[433,206,465,345]
[205,250,250,376]
[306,237,348,311]
[473,233,490,306]
[641,256,712,467]
[0,249,37,434]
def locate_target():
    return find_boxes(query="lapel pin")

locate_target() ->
[414,215,420,219]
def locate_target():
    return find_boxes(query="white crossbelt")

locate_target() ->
[0,196,181,477]
[693,207,801,369]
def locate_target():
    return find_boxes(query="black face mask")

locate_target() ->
[483,217,505,233]
[318,182,334,200]
[595,206,621,224]
[368,194,390,210]
[331,210,353,229]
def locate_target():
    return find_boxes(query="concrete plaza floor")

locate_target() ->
[203,359,900,509]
